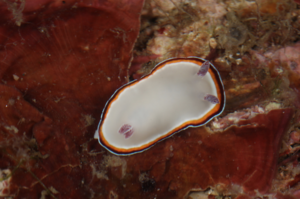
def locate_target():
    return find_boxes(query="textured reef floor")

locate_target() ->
[0,0,300,198]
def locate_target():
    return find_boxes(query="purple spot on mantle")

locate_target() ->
[119,124,134,138]
[119,124,132,134]
[124,129,134,138]
[197,61,210,76]
[204,94,219,104]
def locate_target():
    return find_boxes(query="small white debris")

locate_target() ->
[4,125,18,134]
[209,38,218,49]
[49,186,59,194]
[13,74,19,81]
[265,102,281,112]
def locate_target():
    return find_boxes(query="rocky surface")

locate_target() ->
[0,0,300,199]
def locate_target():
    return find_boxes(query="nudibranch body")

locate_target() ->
[95,57,225,155]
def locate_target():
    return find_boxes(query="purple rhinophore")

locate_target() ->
[124,129,134,139]
[119,124,134,138]
[204,94,220,104]
[119,124,132,134]
[197,61,210,76]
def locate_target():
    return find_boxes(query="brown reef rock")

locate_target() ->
[0,0,299,199]
[0,0,144,198]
